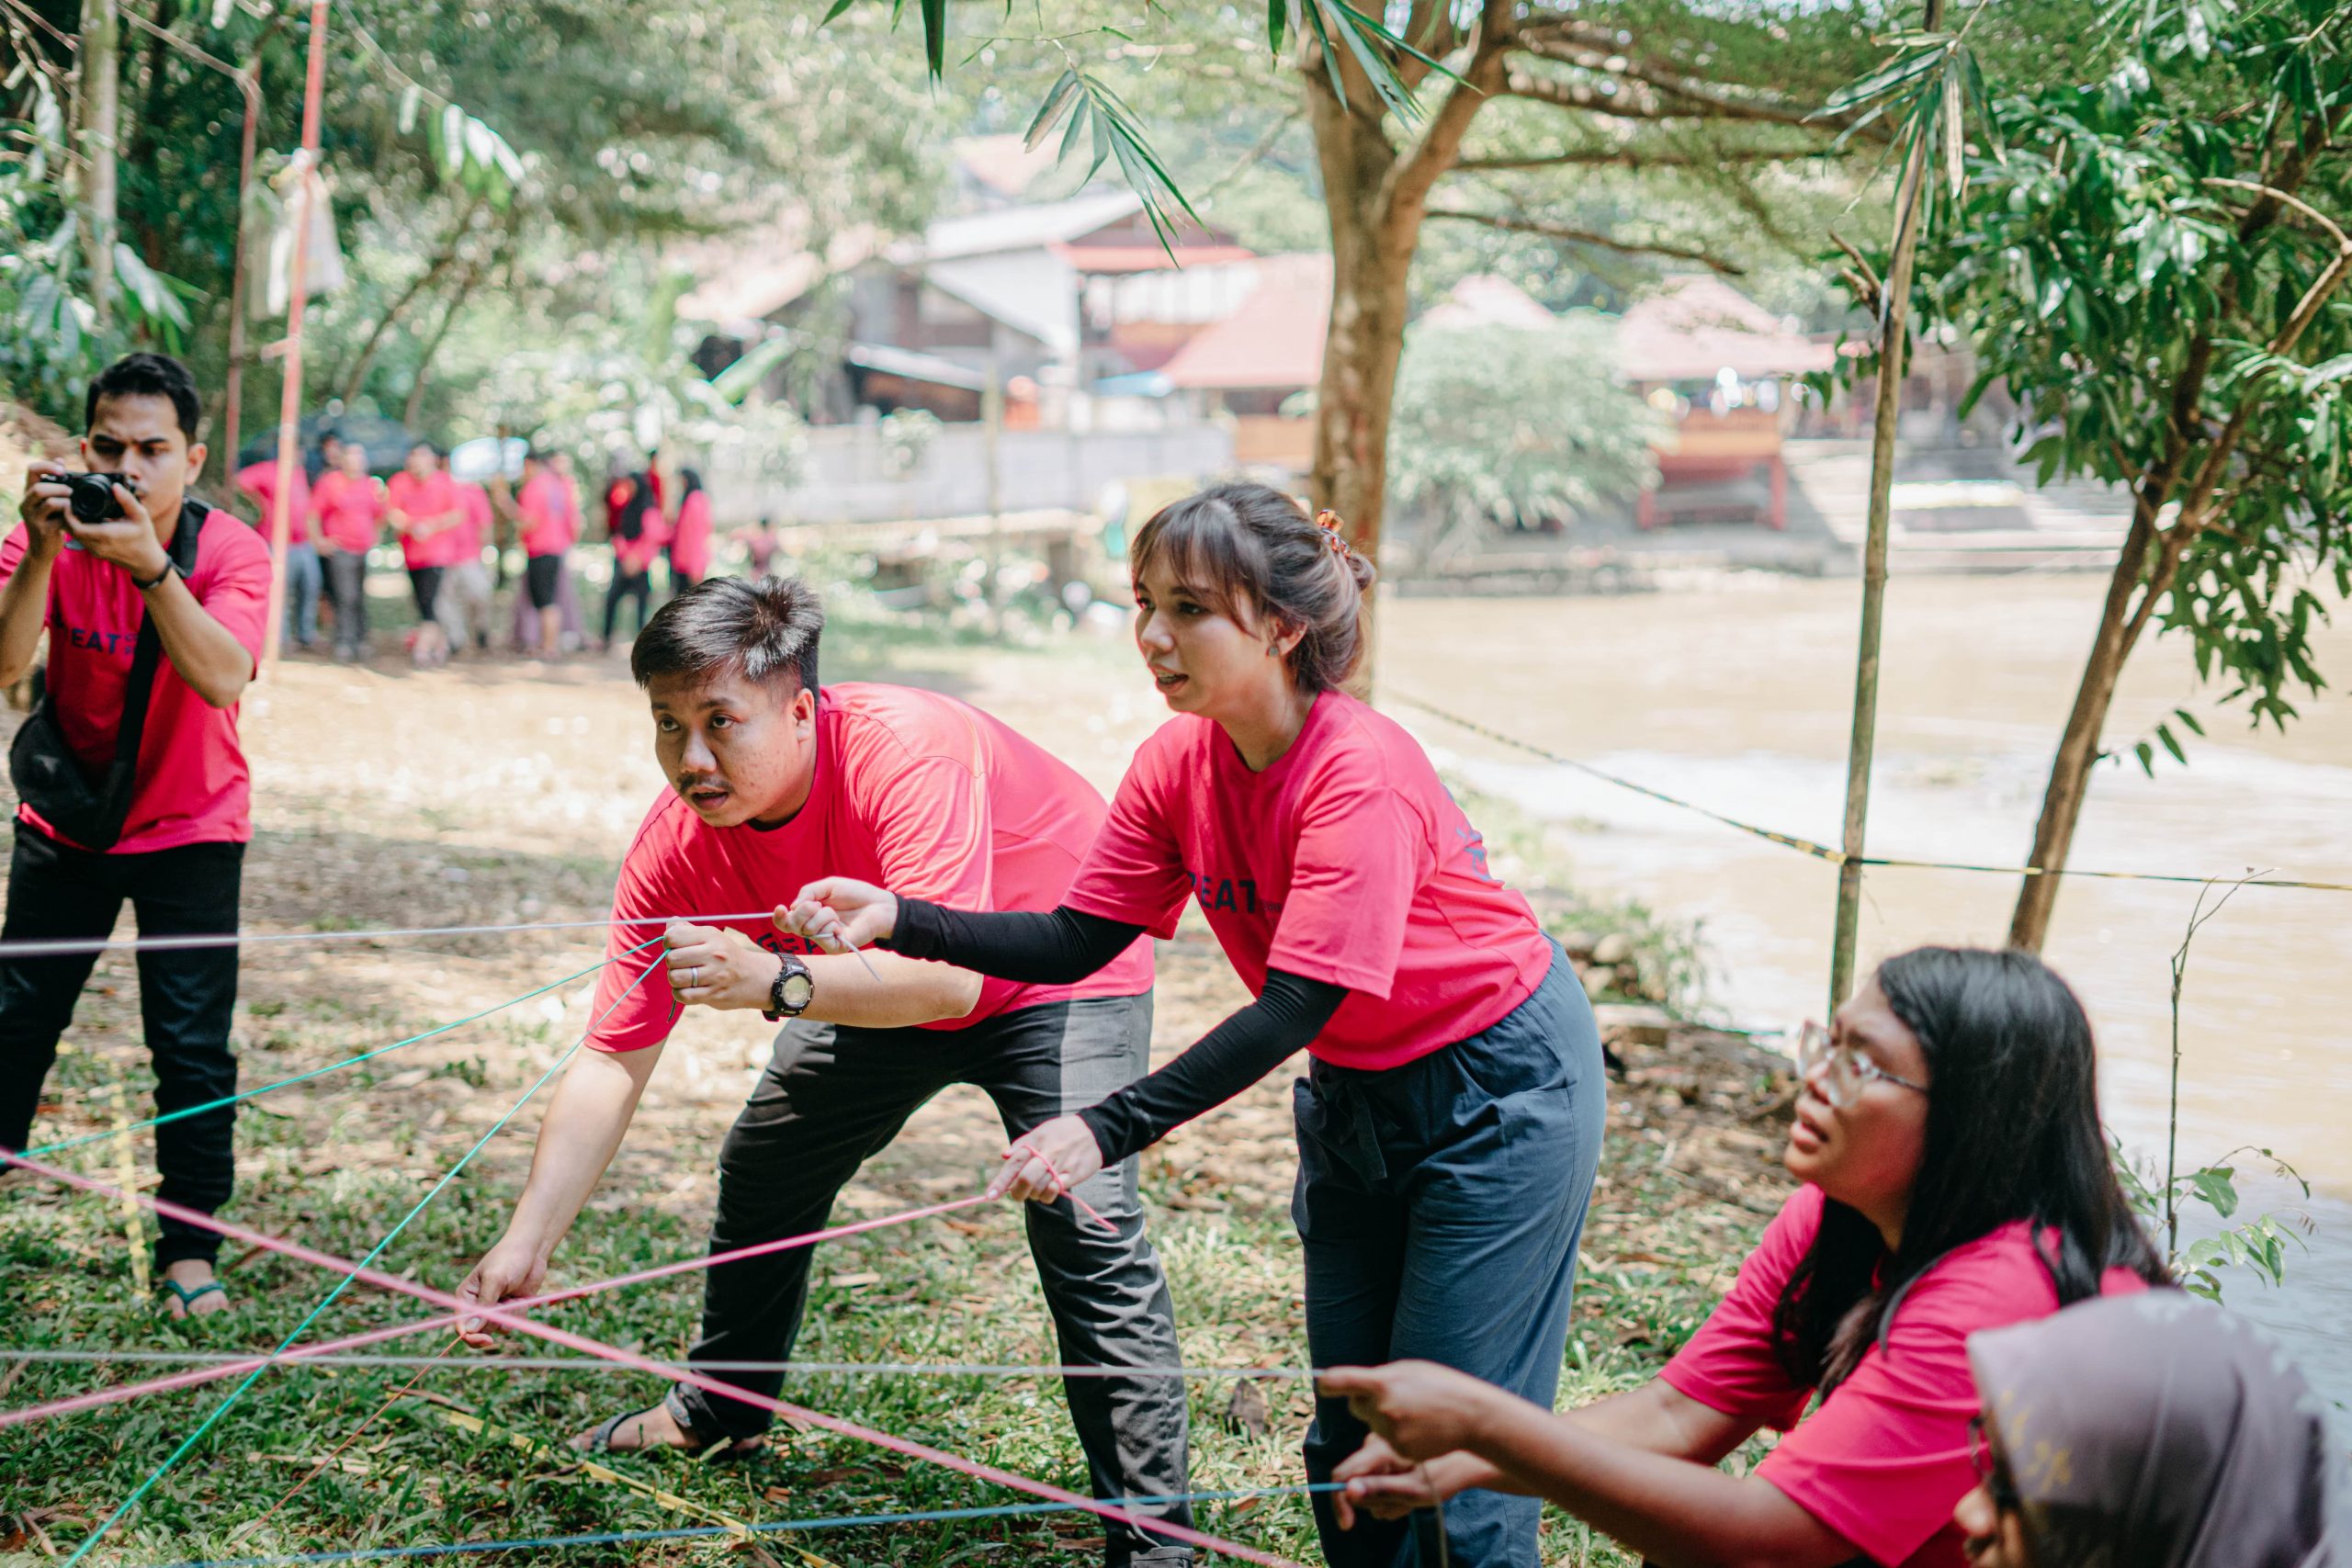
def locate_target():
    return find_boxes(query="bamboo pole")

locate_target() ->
[259,0,329,672]
[1828,0,1943,1011]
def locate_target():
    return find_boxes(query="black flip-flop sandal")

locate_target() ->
[580,1405,763,1462]
[158,1279,228,1318]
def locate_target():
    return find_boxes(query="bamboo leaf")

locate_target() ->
[1023,70,1082,152]
[921,0,945,78]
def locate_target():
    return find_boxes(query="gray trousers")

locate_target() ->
[669,994,1195,1567]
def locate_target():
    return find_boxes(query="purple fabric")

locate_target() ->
[1968,1292,2346,1568]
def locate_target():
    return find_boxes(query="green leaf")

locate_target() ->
[921,0,945,78]
[2175,707,2206,737]
[1023,70,1082,152]
[2156,722,2187,765]
[2134,739,2155,774]
[820,0,858,24]
[2188,1166,2240,1219]
[1268,0,1289,59]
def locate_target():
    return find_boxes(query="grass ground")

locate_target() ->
[0,586,1794,1567]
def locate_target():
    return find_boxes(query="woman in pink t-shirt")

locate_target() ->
[786,482,1608,1567]
[1319,946,2170,1568]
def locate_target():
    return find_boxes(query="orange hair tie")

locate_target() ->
[1315,509,1352,558]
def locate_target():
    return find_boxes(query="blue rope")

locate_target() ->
[134,1485,1342,1568]
[20,950,628,1160]
[62,944,670,1568]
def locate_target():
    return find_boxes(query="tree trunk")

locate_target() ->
[75,0,119,329]
[2006,511,2158,951]
[1304,69,1415,686]
[401,262,483,428]
[1827,0,1941,1009]
[339,200,481,401]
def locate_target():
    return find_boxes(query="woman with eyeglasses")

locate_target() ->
[1958,1292,2346,1566]
[1319,945,2168,1568]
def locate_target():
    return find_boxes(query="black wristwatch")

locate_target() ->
[130,558,182,592]
[762,953,815,1021]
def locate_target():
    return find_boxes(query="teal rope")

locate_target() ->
[22,950,628,1160]
[62,943,669,1568]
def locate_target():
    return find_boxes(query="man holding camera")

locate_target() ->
[0,353,273,1317]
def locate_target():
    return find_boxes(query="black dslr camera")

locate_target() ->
[61,471,138,524]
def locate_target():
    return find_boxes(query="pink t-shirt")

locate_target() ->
[453,481,492,564]
[670,490,714,579]
[311,470,386,554]
[1660,1185,2153,1567]
[517,470,575,557]
[387,470,463,570]
[233,460,311,546]
[1063,691,1552,1071]
[0,508,272,852]
[588,682,1155,1052]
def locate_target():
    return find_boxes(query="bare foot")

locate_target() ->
[161,1258,231,1319]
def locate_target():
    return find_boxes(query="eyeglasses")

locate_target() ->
[1969,1415,2021,1512]
[1797,1021,1929,1109]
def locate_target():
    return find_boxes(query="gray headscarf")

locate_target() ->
[1967,1292,2347,1568]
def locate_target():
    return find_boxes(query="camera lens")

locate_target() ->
[66,473,127,524]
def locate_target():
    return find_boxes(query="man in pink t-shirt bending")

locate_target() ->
[0,353,274,1319]
[455,577,1198,1568]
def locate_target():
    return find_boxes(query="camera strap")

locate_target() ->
[104,498,208,771]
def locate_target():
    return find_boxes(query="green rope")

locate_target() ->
[62,944,668,1568]
[22,951,627,1160]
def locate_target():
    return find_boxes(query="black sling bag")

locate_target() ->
[7,501,206,851]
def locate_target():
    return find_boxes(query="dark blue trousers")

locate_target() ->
[1294,945,1606,1567]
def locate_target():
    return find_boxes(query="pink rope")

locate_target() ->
[1,1194,992,1428]
[2,1154,1301,1568]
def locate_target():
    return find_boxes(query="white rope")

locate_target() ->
[0,910,784,961]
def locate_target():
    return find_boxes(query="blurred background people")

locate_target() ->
[311,439,384,662]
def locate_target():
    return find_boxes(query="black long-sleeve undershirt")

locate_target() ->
[889,897,1350,1163]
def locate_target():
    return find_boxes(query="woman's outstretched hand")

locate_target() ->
[1317,1360,1499,1462]
[779,877,899,954]
[989,1113,1104,1202]
[1329,1434,1476,1528]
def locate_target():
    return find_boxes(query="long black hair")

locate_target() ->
[1771,946,2166,1394]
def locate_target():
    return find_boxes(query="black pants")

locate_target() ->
[0,825,243,1268]
[325,548,369,655]
[669,996,1195,1567]
[602,568,652,643]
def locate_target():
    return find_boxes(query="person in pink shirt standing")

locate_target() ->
[232,453,320,651]
[436,456,496,654]
[0,354,273,1319]
[311,439,386,660]
[666,467,714,592]
[514,448,576,658]
[785,482,1607,1567]
[385,441,463,668]
[450,577,1198,1568]
[1320,946,2170,1568]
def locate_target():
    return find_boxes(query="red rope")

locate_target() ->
[3,1154,1301,1568]
[2,1194,990,1428]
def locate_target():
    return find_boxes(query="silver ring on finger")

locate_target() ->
[686,965,700,987]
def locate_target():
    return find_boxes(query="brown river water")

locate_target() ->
[1379,575,2351,1407]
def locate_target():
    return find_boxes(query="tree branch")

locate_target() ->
[1513,29,1893,142]
[1423,206,1745,274]
[1383,0,1519,223]
[1454,143,1826,172]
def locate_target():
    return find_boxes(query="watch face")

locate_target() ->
[780,971,815,1010]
